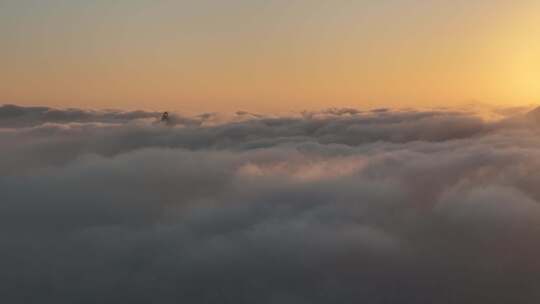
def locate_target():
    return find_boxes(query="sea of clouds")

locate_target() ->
[2,103,540,303]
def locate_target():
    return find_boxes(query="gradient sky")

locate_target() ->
[1,0,540,112]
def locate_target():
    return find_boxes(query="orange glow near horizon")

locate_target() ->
[1,1,540,113]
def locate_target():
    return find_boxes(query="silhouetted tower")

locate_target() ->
[161,111,169,123]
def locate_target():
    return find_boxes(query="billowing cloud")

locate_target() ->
[1,104,540,303]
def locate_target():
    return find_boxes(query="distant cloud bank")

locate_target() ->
[2,104,540,303]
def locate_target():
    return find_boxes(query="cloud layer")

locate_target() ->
[2,104,540,303]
